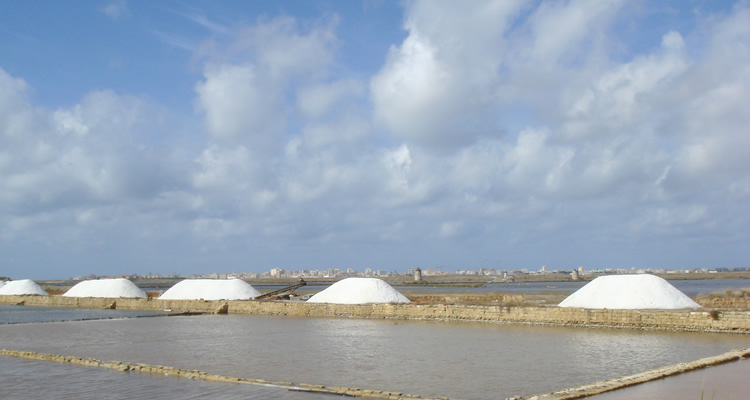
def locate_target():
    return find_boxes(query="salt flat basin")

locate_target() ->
[0,356,304,400]
[589,358,750,400]
[0,314,747,399]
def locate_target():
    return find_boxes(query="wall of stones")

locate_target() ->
[2,295,748,333]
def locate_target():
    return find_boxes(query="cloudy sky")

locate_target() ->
[1,1,748,280]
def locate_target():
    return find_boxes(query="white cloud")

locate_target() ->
[371,0,525,149]
[514,0,623,66]
[3,2,750,278]
[299,116,369,150]
[54,107,89,136]
[561,32,689,140]
[195,16,340,147]
[0,70,176,243]
[192,145,256,190]
[297,79,364,119]
[0,69,41,140]
[370,30,449,145]
[226,16,338,81]
[101,0,130,20]
[196,64,285,141]
[383,144,412,192]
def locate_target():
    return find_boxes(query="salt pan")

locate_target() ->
[558,274,701,309]
[158,279,261,300]
[307,278,410,304]
[0,279,49,296]
[63,278,147,298]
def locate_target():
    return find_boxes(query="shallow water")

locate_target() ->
[0,313,747,399]
[590,358,750,400]
[0,304,164,324]
[0,356,318,400]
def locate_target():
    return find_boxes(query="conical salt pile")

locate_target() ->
[558,274,701,309]
[307,277,410,304]
[0,279,48,296]
[63,278,147,298]
[159,279,261,300]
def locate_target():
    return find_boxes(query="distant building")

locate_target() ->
[571,270,580,281]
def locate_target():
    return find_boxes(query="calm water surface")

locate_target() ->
[1,311,748,399]
[0,356,321,400]
[0,304,164,324]
[590,358,750,400]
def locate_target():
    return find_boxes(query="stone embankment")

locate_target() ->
[2,295,750,333]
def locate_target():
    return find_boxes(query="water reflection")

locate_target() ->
[0,305,164,324]
[590,358,750,400]
[0,315,747,400]
[0,356,315,400]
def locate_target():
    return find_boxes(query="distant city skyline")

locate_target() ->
[2,1,749,280]
[64,265,750,283]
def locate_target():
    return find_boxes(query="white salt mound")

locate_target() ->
[158,279,261,301]
[558,274,701,310]
[63,278,147,298]
[307,278,410,305]
[0,279,49,296]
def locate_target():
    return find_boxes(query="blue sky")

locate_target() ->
[1,0,748,280]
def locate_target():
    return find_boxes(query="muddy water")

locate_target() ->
[0,304,164,324]
[590,358,750,400]
[0,313,748,399]
[0,356,304,400]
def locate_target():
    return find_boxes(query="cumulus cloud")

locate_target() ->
[562,31,690,139]
[511,0,622,66]
[297,79,365,119]
[366,0,750,257]
[195,64,285,142]
[2,1,750,278]
[195,16,340,146]
[0,70,176,242]
[371,0,525,149]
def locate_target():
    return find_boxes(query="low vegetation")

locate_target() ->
[706,288,750,298]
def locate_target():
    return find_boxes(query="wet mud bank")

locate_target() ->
[2,295,749,333]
